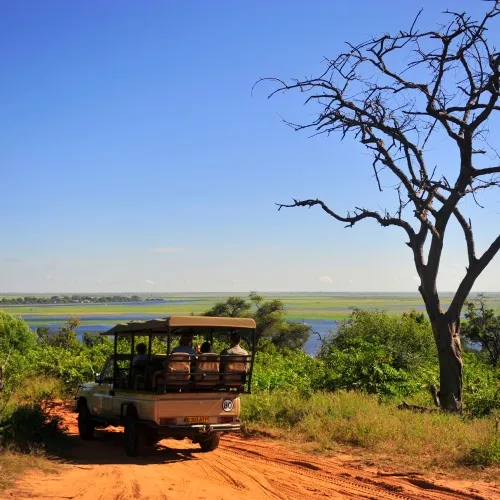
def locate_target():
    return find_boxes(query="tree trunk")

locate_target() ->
[431,314,463,412]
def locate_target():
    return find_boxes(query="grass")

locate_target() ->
[241,390,500,475]
[0,449,58,492]
[0,378,65,493]
[3,292,500,322]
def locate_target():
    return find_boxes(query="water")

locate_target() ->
[25,315,338,356]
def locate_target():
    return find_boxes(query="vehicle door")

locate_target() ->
[91,356,114,417]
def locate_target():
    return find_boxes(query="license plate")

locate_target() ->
[185,416,209,424]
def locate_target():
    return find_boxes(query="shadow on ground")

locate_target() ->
[43,401,201,466]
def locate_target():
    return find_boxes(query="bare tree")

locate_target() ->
[259,2,500,410]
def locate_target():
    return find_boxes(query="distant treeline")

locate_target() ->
[0,294,156,305]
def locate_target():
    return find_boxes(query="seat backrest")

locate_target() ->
[221,355,248,385]
[164,353,191,383]
[193,354,220,382]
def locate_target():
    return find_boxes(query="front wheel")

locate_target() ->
[78,403,95,440]
[124,414,139,456]
[199,432,220,452]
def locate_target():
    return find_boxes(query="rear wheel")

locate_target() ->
[199,432,220,452]
[124,413,139,456]
[77,402,95,440]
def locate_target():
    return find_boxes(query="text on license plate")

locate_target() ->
[185,416,209,424]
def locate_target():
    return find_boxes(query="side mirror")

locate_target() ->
[0,366,3,391]
[95,372,101,383]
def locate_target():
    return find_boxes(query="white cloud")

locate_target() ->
[317,275,333,284]
[151,247,184,254]
[145,279,155,285]
[43,274,52,281]
[185,280,191,285]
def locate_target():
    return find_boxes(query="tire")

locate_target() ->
[199,432,220,452]
[124,413,139,457]
[142,427,159,447]
[78,402,95,441]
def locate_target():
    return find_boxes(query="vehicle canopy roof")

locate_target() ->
[101,316,256,336]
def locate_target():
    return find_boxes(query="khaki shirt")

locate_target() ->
[220,345,248,356]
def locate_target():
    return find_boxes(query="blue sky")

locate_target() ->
[1,0,499,293]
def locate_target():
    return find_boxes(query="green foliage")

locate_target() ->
[251,346,324,393]
[462,295,500,367]
[202,292,312,350]
[242,390,499,469]
[317,309,437,397]
[37,317,80,350]
[462,352,500,417]
[463,437,500,467]
[203,296,252,318]
[82,331,111,348]
[0,311,37,355]
[0,376,63,448]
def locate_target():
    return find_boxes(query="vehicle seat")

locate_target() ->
[193,354,220,387]
[131,360,147,390]
[221,355,248,389]
[163,353,191,389]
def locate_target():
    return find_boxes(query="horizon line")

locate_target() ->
[1,290,499,295]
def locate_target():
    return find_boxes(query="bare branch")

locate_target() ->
[449,234,500,318]
[276,198,416,238]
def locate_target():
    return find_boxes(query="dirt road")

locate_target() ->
[3,402,499,500]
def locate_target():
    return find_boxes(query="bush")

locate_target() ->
[251,345,324,393]
[0,311,37,355]
[0,376,63,449]
[462,352,500,417]
[317,309,437,397]
[463,438,500,467]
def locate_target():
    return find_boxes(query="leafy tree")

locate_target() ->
[203,293,311,350]
[82,331,111,348]
[260,3,500,410]
[0,311,37,355]
[39,317,81,350]
[203,297,252,318]
[462,295,500,367]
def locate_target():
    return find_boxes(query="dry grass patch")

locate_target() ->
[242,390,500,475]
[0,449,58,491]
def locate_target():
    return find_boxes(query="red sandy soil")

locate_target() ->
[2,402,499,500]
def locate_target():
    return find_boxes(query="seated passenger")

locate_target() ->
[200,341,214,354]
[220,333,248,356]
[171,334,196,355]
[132,343,148,366]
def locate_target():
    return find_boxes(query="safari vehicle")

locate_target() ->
[75,316,255,456]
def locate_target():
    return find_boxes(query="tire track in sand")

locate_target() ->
[1,402,498,500]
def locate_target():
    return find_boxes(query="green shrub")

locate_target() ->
[251,346,324,393]
[463,438,500,467]
[0,311,37,355]
[317,310,437,397]
[462,352,500,417]
[0,376,63,449]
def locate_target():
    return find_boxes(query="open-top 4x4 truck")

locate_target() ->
[75,316,255,456]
